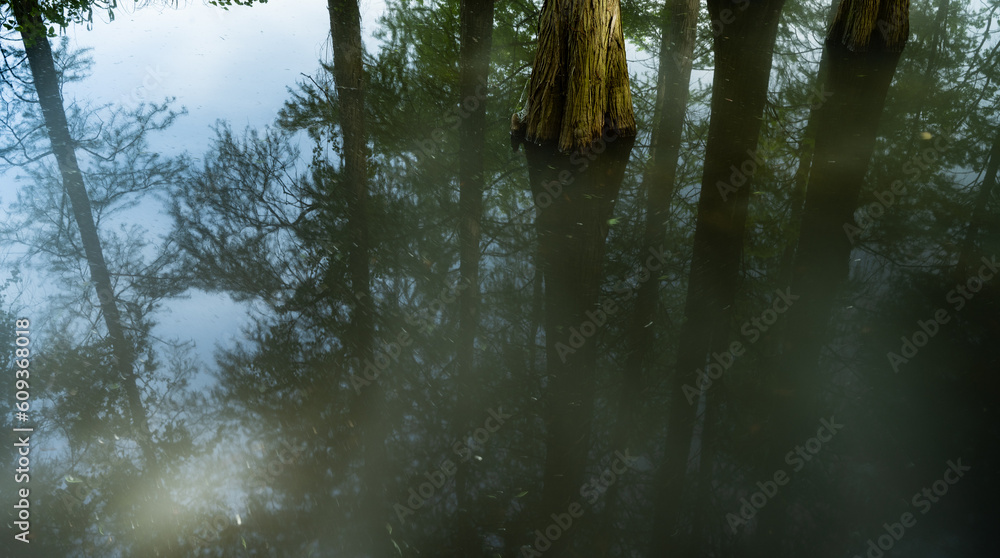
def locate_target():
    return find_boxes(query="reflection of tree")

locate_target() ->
[8,0,991,556]
[0,13,198,555]
[651,1,787,555]
[510,1,637,556]
[454,0,494,554]
[9,0,162,484]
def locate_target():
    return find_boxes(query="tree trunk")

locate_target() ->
[777,44,832,284]
[777,0,909,425]
[12,0,164,484]
[327,1,391,556]
[11,0,176,553]
[956,126,1000,277]
[13,0,157,470]
[511,1,636,555]
[754,2,909,556]
[595,0,698,552]
[455,0,494,555]
[648,1,787,555]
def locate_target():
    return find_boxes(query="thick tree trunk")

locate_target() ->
[455,0,494,555]
[525,137,633,557]
[327,1,391,556]
[753,2,909,557]
[777,0,908,425]
[648,1,787,555]
[512,1,636,556]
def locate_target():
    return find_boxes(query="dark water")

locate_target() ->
[1,0,997,557]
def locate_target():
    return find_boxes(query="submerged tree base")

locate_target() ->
[523,125,634,557]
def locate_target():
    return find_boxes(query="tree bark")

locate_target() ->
[595,0,698,552]
[648,1,787,555]
[778,0,909,425]
[455,0,494,555]
[327,1,391,556]
[753,2,909,556]
[512,1,636,555]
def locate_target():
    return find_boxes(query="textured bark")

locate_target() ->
[511,0,636,152]
[328,1,390,556]
[753,2,909,556]
[595,0,698,552]
[515,3,636,556]
[779,0,909,419]
[648,1,787,555]
[455,0,494,555]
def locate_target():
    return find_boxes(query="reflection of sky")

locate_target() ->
[1,0,654,365]
[1,1,387,364]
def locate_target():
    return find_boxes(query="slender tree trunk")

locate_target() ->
[623,0,698,446]
[511,1,636,555]
[777,46,832,284]
[648,1,787,555]
[13,0,157,472]
[11,1,177,553]
[328,1,391,556]
[529,231,544,376]
[13,0,165,493]
[455,0,494,555]
[595,1,698,553]
[956,126,1000,276]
